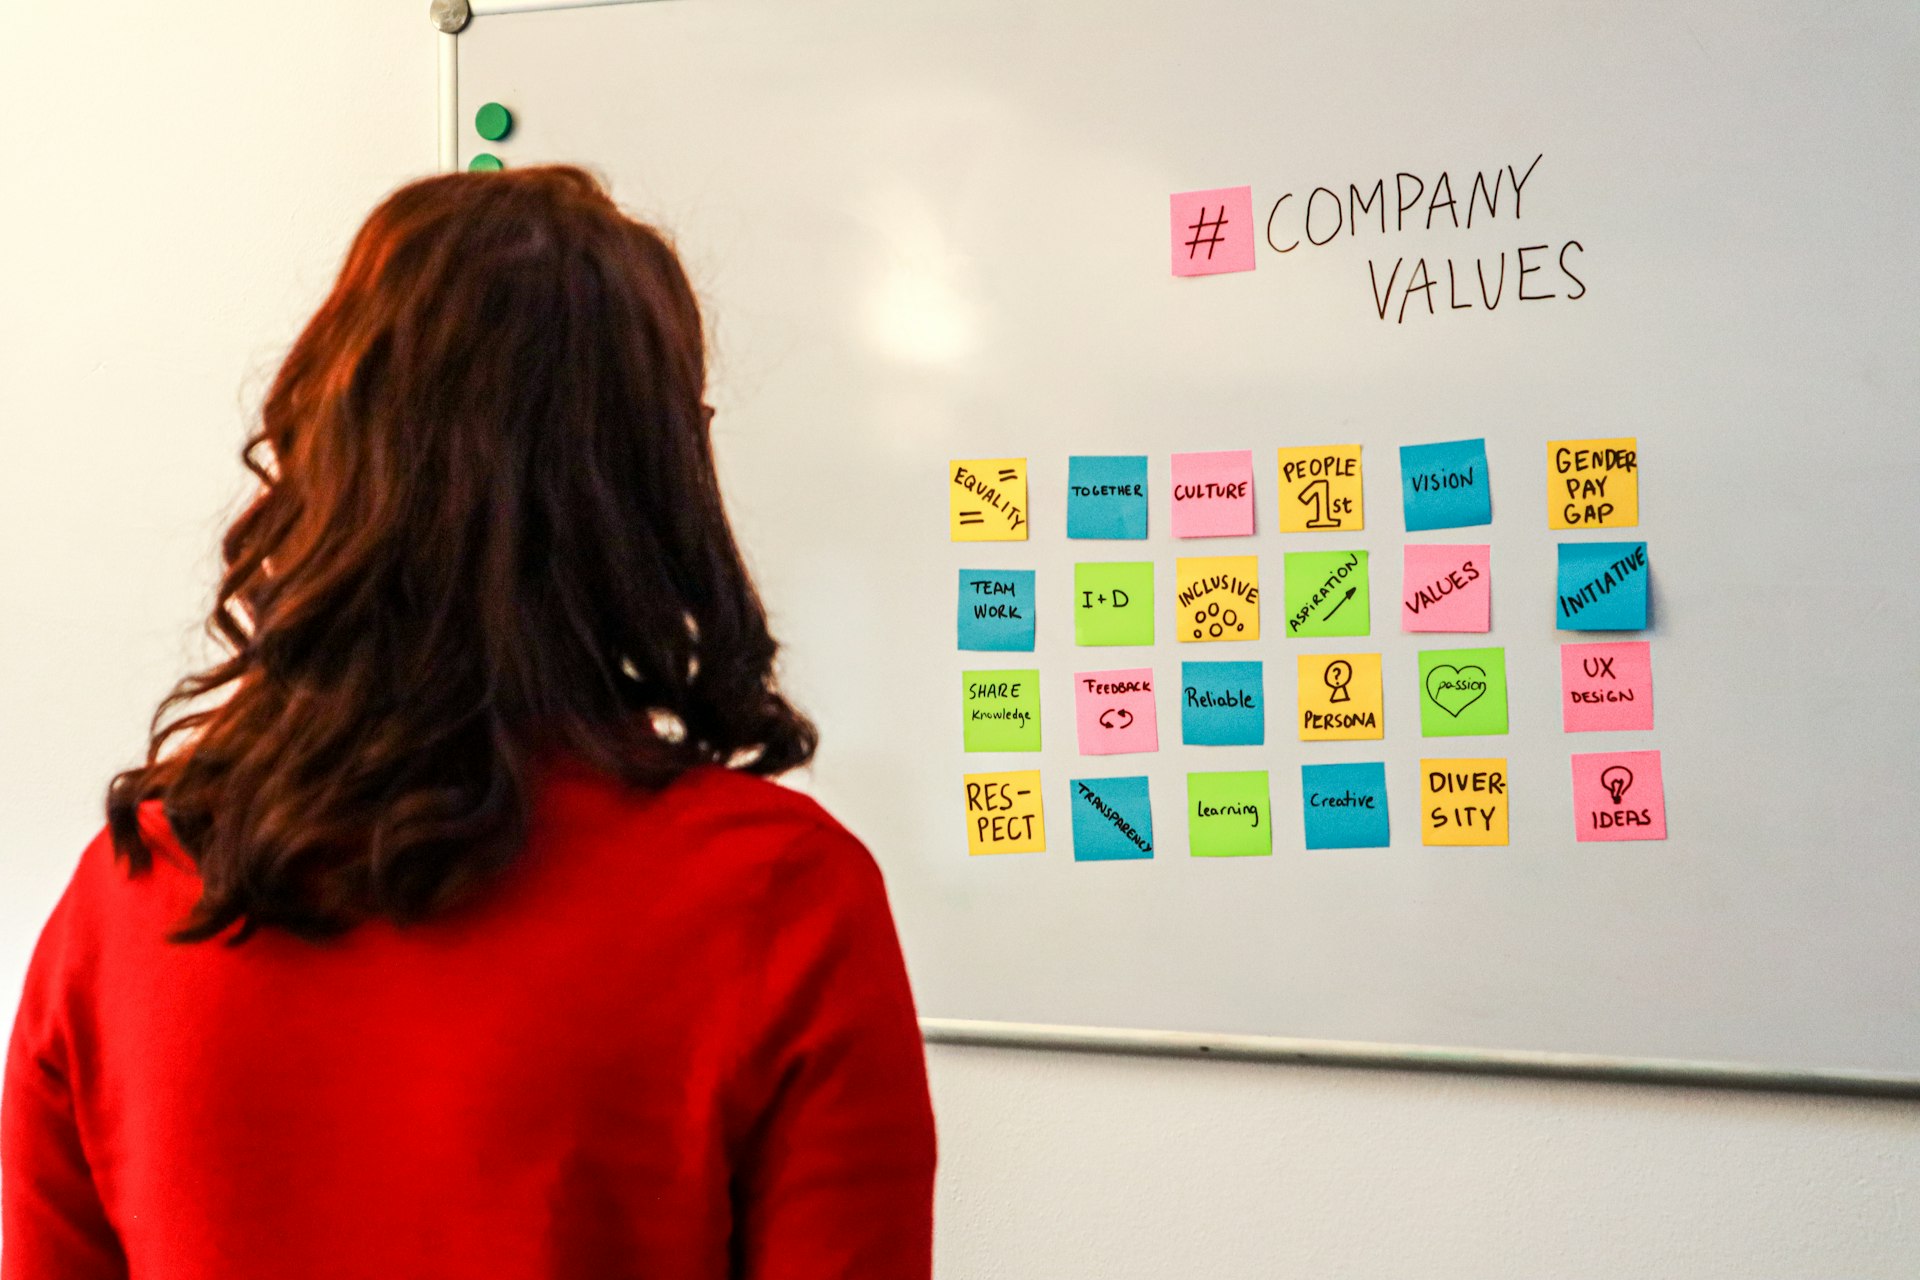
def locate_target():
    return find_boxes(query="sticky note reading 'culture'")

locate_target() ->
[1187,771,1272,857]
[1571,750,1666,842]
[1073,668,1159,756]
[1402,545,1491,633]
[961,670,1041,753]
[1418,647,1509,737]
[1560,641,1654,732]
[1277,445,1363,532]
[1548,438,1639,529]
[1067,455,1149,540]
[964,770,1046,855]
[1283,550,1369,637]
[1420,759,1509,845]
[949,458,1028,541]
[1556,542,1649,631]
[1400,439,1491,531]
[1296,654,1385,741]
[1074,562,1155,645]
[1301,762,1391,849]
[1169,185,1256,277]
[1181,661,1264,746]
[1174,556,1260,642]
[1071,776,1155,861]
[1170,451,1255,538]
[957,569,1035,652]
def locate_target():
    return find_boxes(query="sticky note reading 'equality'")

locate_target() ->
[1400,439,1491,531]
[1067,455,1149,539]
[1073,668,1159,755]
[957,569,1034,652]
[1548,438,1639,529]
[1187,771,1272,857]
[1074,562,1155,645]
[949,458,1028,541]
[1174,556,1260,642]
[1301,762,1391,850]
[1560,641,1654,732]
[1181,661,1264,746]
[1571,749,1666,842]
[1169,185,1256,277]
[1277,445,1364,532]
[1418,647,1509,737]
[964,770,1045,855]
[961,670,1041,753]
[1402,545,1490,633]
[1420,759,1509,846]
[1556,542,1649,631]
[1071,776,1155,861]
[1296,653,1384,741]
[1170,451,1255,538]
[1283,550,1369,637]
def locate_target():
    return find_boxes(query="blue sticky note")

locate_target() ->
[1067,455,1149,539]
[1556,542,1649,631]
[958,569,1036,651]
[1400,439,1492,531]
[1300,763,1391,849]
[1180,661,1264,745]
[1071,775,1155,861]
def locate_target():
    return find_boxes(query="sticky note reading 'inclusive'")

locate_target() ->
[1301,762,1391,850]
[1570,749,1666,842]
[1283,550,1369,637]
[1418,647,1509,737]
[1074,562,1155,645]
[1402,544,1490,633]
[1071,776,1155,861]
[1187,771,1272,857]
[1420,758,1509,846]
[949,458,1028,541]
[1170,450,1255,538]
[961,670,1041,753]
[1174,555,1260,642]
[1067,455,1149,539]
[1169,185,1256,277]
[1400,439,1491,531]
[1556,542,1649,631]
[1181,661,1264,746]
[964,770,1045,855]
[1277,445,1363,532]
[1296,654,1385,741]
[1560,641,1654,733]
[1073,668,1159,756]
[1548,438,1639,529]
[957,569,1035,652]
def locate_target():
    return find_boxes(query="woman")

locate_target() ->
[2,166,936,1278]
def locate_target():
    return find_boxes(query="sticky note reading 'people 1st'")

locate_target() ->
[961,670,1041,753]
[1187,771,1272,857]
[1181,661,1264,746]
[1169,185,1256,277]
[1418,647,1509,737]
[1074,562,1155,645]
[1067,455,1149,539]
[1071,776,1155,861]
[1556,542,1649,631]
[1420,759,1509,846]
[1175,556,1260,642]
[964,770,1046,855]
[1402,545,1490,633]
[1073,668,1159,755]
[1560,640,1654,732]
[1296,654,1384,741]
[949,458,1028,541]
[1571,749,1667,842]
[1283,550,1369,637]
[1548,438,1638,529]
[957,569,1035,652]
[1301,762,1391,850]
[1400,439,1491,531]
[1170,450,1255,538]
[1277,445,1363,532]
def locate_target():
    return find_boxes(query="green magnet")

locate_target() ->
[475,102,514,142]
[468,153,505,172]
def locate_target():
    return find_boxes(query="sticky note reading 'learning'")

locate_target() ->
[1402,545,1491,633]
[1283,550,1369,637]
[1571,750,1666,842]
[1277,445,1364,532]
[1074,562,1155,646]
[1418,647,1509,737]
[1420,759,1509,846]
[1400,439,1491,531]
[964,770,1045,855]
[1067,455,1149,539]
[1073,668,1159,756]
[949,458,1028,541]
[1301,762,1391,850]
[1175,556,1260,642]
[957,569,1034,652]
[1560,641,1654,732]
[1556,542,1649,631]
[1187,771,1272,857]
[961,670,1041,753]
[1181,661,1265,746]
[1296,654,1384,741]
[1548,438,1638,529]
[1169,185,1256,277]
[1170,451,1255,538]
[1071,776,1155,861]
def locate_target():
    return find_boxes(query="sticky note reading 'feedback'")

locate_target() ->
[1420,759,1509,846]
[1402,545,1490,633]
[1277,445,1364,532]
[1169,185,1256,277]
[1170,451,1255,538]
[1296,654,1384,741]
[961,670,1041,753]
[1283,550,1369,637]
[957,569,1034,652]
[1071,776,1155,861]
[964,770,1045,855]
[1571,750,1666,842]
[1548,438,1639,529]
[1067,455,1149,539]
[949,458,1028,541]
[1074,562,1155,645]
[1560,641,1654,732]
[1557,542,1649,631]
[1073,668,1158,755]
[1175,556,1260,642]
[1301,762,1391,850]
[1187,771,1272,857]
[1418,647,1509,737]
[1400,439,1491,531]
[1181,661,1264,746]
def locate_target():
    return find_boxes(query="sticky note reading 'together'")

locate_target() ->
[1067,455,1149,539]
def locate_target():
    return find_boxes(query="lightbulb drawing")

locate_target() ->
[1600,765,1635,805]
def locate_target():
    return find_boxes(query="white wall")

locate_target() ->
[1,5,1915,1277]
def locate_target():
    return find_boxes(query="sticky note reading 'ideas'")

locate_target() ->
[1300,762,1391,850]
[964,770,1045,855]
[1400,439,1491,531]
[1420,759,1509,846]
[1560,641,1654,732]
[1548,438,1639,529]
[961,670,1041,753]
[1073,668,1159,756]
[1071,776,1155,861]
[1570,749,1666,842]
[1067,455,1149,540]
[1169,185,1256,277]
[957,569,1034,652]
[1401,544,1491,633]
[1187,771,1272,857]
[1277,445,1363,532]
[1170,451,1256,538]
[949,458,1028,541]
[1175,555,1260,642]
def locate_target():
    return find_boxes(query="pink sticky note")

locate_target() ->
[1571,749,1666,842]
[1170,450,1255,538]
[1560,641,1654,732]
[1073,668,1159,755]
[1401,544,1490,632]
[1170,186,1256,277]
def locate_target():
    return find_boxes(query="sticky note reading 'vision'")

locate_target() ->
[1170,450,1256,538]
[1548,438,1639,529]
[1175,555,1260,642]
[1283,550,1369,637]
[1400,439,1491,531]
[1071,776,1155,861]
[1169,185,1256,277]
[1296,653,1385,741]
[961,670,1041,753]
[1187,771,1272,857]
[1556,542,1649,631]
[964,770,1046,855]
[1300,762,1391,849]
[1571,749,1666,842]
[949,458,1028,541]
[1067,455,1149,539]
[1418,647,1509,737]
[1180,661,1264,746]
[957,569,1035,652]
[1560,641,1654,732]
[1277,445,1363,532]
[1420,758,1509,846]
[1073,668,1159,756]
[1401,544,1491,633]
[1074,562,1155,645]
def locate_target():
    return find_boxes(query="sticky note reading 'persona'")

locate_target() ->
[1556,542,1649,631]
[1283,550,1369,637]
[1571,750,1666,842]
[1418,647,1509,737]
[1071,776,1155,861]
[1400,439,1491,531]
[1169,185,1256,277]
[1187,771,1272,857]
[1420,759,1509,846]
[1170,451,1255,538]
[1277,445,1363,532]
[1074,562,1155,645]
[964,770,1046,855]
[1073,668,1159,756]
[1560,641,1654,732]
[1067,455,1149,539]
[957,569,1035,652]
[1296,654,1384,741]
[949,458,1028,541]
[1548,438,1639,529]
[961,670,1041,753]
[1174,556,1260,642]
[1180,661,1264,746]
[1301,762,1391,849]
[1402,545,1490,633]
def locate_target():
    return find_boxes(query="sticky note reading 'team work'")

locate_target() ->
[1067,455,1149,539]
[1560,641,1654,732]
[1571,749,1666,842]
[1073,668,1158,756]
[1283,550,1369,637]
[961,670,1041,753]
[964,770,1045,855]
[1296,654,1384,741]
[1175,556,1259,642]
[1181,661,1264,746]
[1074,562,1155,645]
[1418,647,1509,737]
[949,458,1028,541]
[1071,776,1154,861]
[1400,439,1491,531]
[1301,762,1390,849]
[1170,451,1255,538]
[1402,544,1490,633]
[1170,185,1256,277]
[1187,771,1272,857]
[1420,758,1509,846]
[1557,542,1649,631]
[957,569,1034,652]
[1548,438,1638,529]
[1277,445,1363,532]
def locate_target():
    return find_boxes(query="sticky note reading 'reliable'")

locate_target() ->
[1170,186,1256,277]
[1400,439,1491,531]
[1300,762,1390,849]
[1418,648,1509,737]
[964,770,1046,854]
[1071,776,1155,861]
[961,670,1041,753]
[1560,641,1654,732]
[1420,759,1509,846]
[950,458,1028,541]
[1187,771,1272,857]
[1548,438,1638,529]
[1556,542,1649,631]
[1401,544,1490,633]
[1067,455,1149,539]
[1073,668,1158,756]
[1296,654,1384,741]
[1174,556,1260,642]
[1180,661,1264,746]
[1283,550,1369,637]
[1570,749,1666,842]
[957,569,1034,652]
[1170,451,1255,538]
[1074,562,1155,645]
[1277,445,1363,532]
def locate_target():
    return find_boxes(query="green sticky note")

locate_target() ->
[962,669,1042,752]
[1187,770,1272,857]
[1074,562,1154,646]
[1418,647,1509,737]
[1283,550,1370,637]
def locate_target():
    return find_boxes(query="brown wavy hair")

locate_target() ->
[108,165,816,942]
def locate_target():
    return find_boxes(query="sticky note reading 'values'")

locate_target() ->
[1283,550,1369,637]
[1548,438,1638,529]
[1560,641,1654,732]
[1418,647,1509,737]
[1277,445,1363,532]
[1170,450,1255,538]
[1169,185,1256,277]
[1187,771,1272,857]
[1175,556,1260,642]
[1301,762,1391,850]
[957,569,1034,652]
[1420,758,1509,846]
[961,670,1041,753]
[1400,439,1491,531]
[1071,776,1155,861]
[1067,455,1149,539]
[1570,749,1666,842]
[1074,562,1155,645]
[1296,653,1385,741]
[964,770,1045,855]
[1181,661,1264,746]
[1073,668,1159,756]
[1556,542,1649,631]
[1402,544,1491,633]
[950,458,1028,541]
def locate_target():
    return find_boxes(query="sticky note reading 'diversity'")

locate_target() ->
[964,770,1045,854]
[1420,758,1509,846]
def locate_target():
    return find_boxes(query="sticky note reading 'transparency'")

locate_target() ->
[1074,562,1155,645]
[957,569,1034,652]
[1402,545,1491,633]
[1571,749,1666,842]
[961,670,1041,753]
[1283,550,1369,637]
[1556,542,1648,631]
[1296,653,1384,741]
[1187,771,1272,857]
[1067,455,1149,539]
[1073,668,1158,756]
[1560,641,1653,732]
[950,458,1028,541]
[1400,439,1491,531]
[964,770,1045,855]
[1548,438,1639,529]
[1301,762,1390,849]
[1071,776,1154,861]
[1170,451,1255,538]
[1277,445,1363,532]
[1175,556,1260,642]
[1181,661,1264,746]
[1418,647,1508,737]
[1170,186,1256,277]
[1420,758,1509,846]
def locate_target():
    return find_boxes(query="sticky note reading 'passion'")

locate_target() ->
[1283,550,1370,637]
[1570,749,1666,842]
[1074,562,1155,646]
[1067,455,1149,539]
[1399,439,1491,531]
[957,569,1034,652]
[1420,758,1509,846]
[1180,661,1264,746]
[1175,555,1260,642]
[1170,451,1256,538]
[1560,641,1654,732]
[949,458,1028,541]
[1548,438,1639,529]
[1277,445,1363,532]
[1418,647,1509,737]
[1169,185,1256,277]
[1073,668,1159,756]
[1296,653,1384,742]
[1187,771,1272,857]
[1556,542,1649,631]
[1070,776,1155,861]
[1402,545,1490,633]
[1300,762,1391,849]
[964,770,1046,855]
[961,670,1041,753]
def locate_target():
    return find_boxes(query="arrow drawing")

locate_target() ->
[1321,586,1356,621]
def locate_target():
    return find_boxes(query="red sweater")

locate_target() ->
[3,764,935,1279]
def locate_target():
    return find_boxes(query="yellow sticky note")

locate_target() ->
[951,458,1030,541]
[1547,439,1638,530]
[1277,445,1364,532]
[964,770,1046,854]
[1420,758,1509,845]
[1296,653,1384,741]
[1174,556,1260,642]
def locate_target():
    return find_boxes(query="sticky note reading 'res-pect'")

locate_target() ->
[964,770,1045,855]
[950,459,1028,541]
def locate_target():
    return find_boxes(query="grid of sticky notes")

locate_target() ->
[950,438,1665,859]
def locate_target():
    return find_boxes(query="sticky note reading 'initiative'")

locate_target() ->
[1283,550,1370,637]
[949,458,1028,541]
[1067,455,1149,540]
[1418,647,1509,738]
[1071,776,1155,861]
[1187,771,1272,857]
[1420,759,1509,846]
[1296,653,1384,742]
[1170,451,1256,538]
[1169,185,1256,277]
[1074,562,1155,646]
[957,569,1034,652]
[961,670,1041,753]
[1174,555,1260,642]
[1400,439,1491,531]
[964,770,1045,855]
[1557,542,1649,631]
[1301,762,1391,850]
[1548,438,1639,529]
[1402,544,1490,633]
[1073,668,1159,756]
[1571,749,1667,842]
[1560,641,1654,732]
[1181,661,1264,746]
[1277,445,1363,532]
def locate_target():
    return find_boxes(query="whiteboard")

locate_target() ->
[452,0,1920,1079]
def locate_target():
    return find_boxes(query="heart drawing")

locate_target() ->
[1424,664,1488,718]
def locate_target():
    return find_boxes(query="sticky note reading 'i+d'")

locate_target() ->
[1420,759,1509,846]
[1549,438,1639,529]
[1296,654,1384,741]
[1181,661,1264,746]
[1170,451,1255,538]
[964,770,1045,855]
[1557,542,1649,631]
[1560,641,1654,732]
[1071,776,1155,861]
[1283,550,1369,637]
[1277,445,1364,532]
[957,569,1034,652]
[1187,771,1272,857]
[1571,749,1666,842]
[961,670,1041,753]
[1418,647,1509,737]
[1073,668,1159,756]
[1400,439,1491,531]
[1300,762,1390,850]
[1074,562,1155,646]
[1402,545,1491,633]
[1067,455,1149,539]
[950,458,1028,541]
[1169,185,1256,277]
[1175,556,1260,642]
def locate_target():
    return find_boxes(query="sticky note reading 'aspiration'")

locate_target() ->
[1402,545,1491,633]
[1174,555,1260,642]
[1071,776,1155,861]
[1301,762,1391,850]
[1067,455,1149,539]
[1277,445,1363,532]
[1400,439,1491,531]
[1556,542,1649,631]
[1418,647,1509,737]
[949,458,1028,541]
[1180,661,1264,746]
[964,770,1046,855]
[1420,759,1509,845]
[1548,438,1639,529]
[957,569,1035,652]
[1074,562,1155,645]
[1560,641,1654,732]
[1187,771,1272,857]
[961,670,1041,753]
[1073,668,1159,756]
[1283,550,1369,637]
[1169,185,1256,277]
[1571,750,1666,842]
[1170,451,1256,538]
[1296,653,1384,742]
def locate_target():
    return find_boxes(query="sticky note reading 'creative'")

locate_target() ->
[1556,542,1649,631]
[1548,438,1639,529]
[1296,654,1384,741]
[1071,776,1155,861]
[1571,749,1666,842]
[964,770,1046,855]
[961,670,1041,753]
[1277,445,1363,532]
[1187,771,1272,857]
[1074,562,1155,646]
[957,569,1034,652]
[1420,759,1509,846]
[1418,647,1509,737]
[1301,762,1391,850]
[1560,641,1654,732]
[1402,545,1491,633]
[1283,550,1369,637]
[1174,556,1260,642]
[1067,455,1149,540]
[1170,451,1255,538]
[1169,185,1256,277]
[1181,661,1264,746]
[949,458,1028,541]
[1400,439,1491,531]
[1073,668,1159,756]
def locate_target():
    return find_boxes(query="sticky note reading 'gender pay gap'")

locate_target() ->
[1277,445,1364,532]
[1548,438,1639,529]
[964,770,1045,855]
[949,458,1028,541]
[1187,771,1272,857]
[1169,185,1256,277]
[1570,749,1666,842]
[1067,455,1149,539]
[957,569,1034,652]
[1400,439,1491,531]
[1557,542,1649,631]
[1170,451,1255,538]
[1181,661,1264,746]
[1560,641,1654,732]
[1073,668,1158,755]
[961,670,1041,753]
[1402,545,1490,633]
[1071,776,1155,861]
[1301,762,1391,850]
[1420,759,1509,846]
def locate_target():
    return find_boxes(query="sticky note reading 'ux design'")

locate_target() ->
[1420,759,1509,846]
[1283,551,1369,637]
[1181,661,1264,746]
[1169,185,1256,277]
[1073,668,1159,755]
[1301,762,1390,850]
[964,770,1045,855]
[1071,776,1155,861]
[1560,641,1654,732]
[1277,445,1363,532]
[1549,438,1638,529]
[1418,648,1509,737]
[961,670,1041,753]
[1556,542,1649,631]
[1400,439,1491,531]
[1067,455,1149,539]
[1187,771,1272,857]
[1174,556,1260,642]
[957,569,1034,652]
[1402,545,1490,633]
[1296,654,1384,741]
[1170,451,1255,538]
[949,458,1028,541]
[1074,562,1155,646]
[1570,749,1666,842]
